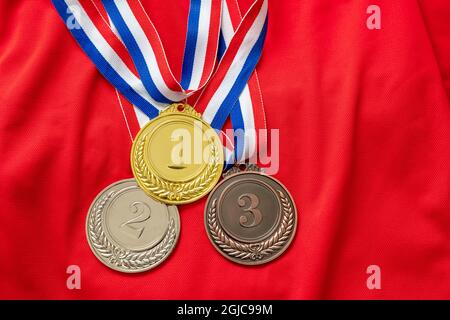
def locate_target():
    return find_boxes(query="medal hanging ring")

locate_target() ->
[131,104,224,205]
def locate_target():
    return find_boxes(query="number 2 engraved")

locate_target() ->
[120,202,151,239]
[237,193,263,228]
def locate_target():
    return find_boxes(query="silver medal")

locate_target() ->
[86,179,180,273]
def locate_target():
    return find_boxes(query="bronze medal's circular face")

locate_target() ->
[205,171,297,265]
[86,179,180,273]
[131,104,224,205]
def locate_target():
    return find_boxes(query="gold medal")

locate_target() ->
[131,103,224,205]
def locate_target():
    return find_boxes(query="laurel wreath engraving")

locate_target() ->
[207,190,295,261]
[133,134,221,202]
[87,192,177,270]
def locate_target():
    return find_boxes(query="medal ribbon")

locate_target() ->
[52,0,267,161]
[217,0,267,161]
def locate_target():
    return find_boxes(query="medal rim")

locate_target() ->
[85,178,181,273]
[131,104,224,205]
[204,170,298,266]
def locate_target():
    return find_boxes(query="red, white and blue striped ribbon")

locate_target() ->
[215,0,267,162]
[52,0,268,162]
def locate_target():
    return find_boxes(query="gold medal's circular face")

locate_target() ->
[131,104,224,205]
[204,169,297,265]
[86,179,180,273]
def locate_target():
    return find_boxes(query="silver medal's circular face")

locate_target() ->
[86,179,180,273]
[205,171,297,265]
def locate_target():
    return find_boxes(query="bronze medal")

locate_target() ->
[204,165,297,265]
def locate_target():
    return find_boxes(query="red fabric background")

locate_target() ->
[0,0,449,299]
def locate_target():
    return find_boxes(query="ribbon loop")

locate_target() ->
[52,0,268,162]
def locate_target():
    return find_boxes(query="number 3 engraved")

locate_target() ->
[120,202,151,239]
[237,193,262,228]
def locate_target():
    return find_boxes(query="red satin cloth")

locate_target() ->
[0,0,449,299]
